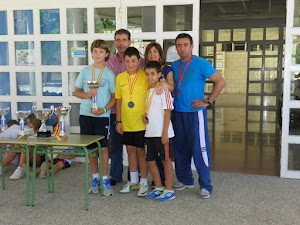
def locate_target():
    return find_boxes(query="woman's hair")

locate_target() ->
[90,39,111,61]
[144,43,166,65]
[27,114,41,132]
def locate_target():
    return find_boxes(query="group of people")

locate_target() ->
[74,29,226,201]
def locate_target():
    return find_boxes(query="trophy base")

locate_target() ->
[56,135,68,140]
[17,135,28,140]
[37,131,52,138]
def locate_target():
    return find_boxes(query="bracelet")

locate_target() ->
[103,107,107,113]
[115,121,121,125]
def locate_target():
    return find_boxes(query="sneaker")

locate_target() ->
[173,182,194,191]
[10,167,25,180]
[137,183,149,197]
[21,164,34,178]
[200,188,211,199]
[146,189,163,199]
[39,162,47,179]
[119,181,140,193]
[88,178,100,194]
[103,179,114,196]
[110,179,117,186]
[155,189,175,201]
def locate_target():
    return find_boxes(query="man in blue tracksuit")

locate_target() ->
[171,33,226,198]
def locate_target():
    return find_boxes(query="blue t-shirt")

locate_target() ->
[161,65,173,80]
[74,65,116,117]
[171,56,216,112]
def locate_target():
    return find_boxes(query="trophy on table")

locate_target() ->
[0,107,10,132]
[32,106,54,137]
[85,80,100,112]
[50,105,72,140]
[16,110,31,138]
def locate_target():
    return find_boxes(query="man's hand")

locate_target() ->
[190,99,209,109]
[142,113,149,124]
[155,82,166,95]
[116,123,123,135]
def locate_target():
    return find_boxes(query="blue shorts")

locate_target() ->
[79,115,109,149]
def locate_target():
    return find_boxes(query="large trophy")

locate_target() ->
[85,80,100,112]
[51,105,71,140]
[0,107,10,131]
[16,110,31,137]
[32,106,53,137]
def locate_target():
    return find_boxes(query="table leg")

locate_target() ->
[0,151,5,190]
[45,152,51,193]
[97,141,103,196]
[32,146,37,206]
[50,147,55,193]
[25,146,30,206]
[84,147,89,210]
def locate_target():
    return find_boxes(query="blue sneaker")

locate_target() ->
[155,189,175,201]
[146,189,163,199]
[103,179,114,196]
[88,178,100,194]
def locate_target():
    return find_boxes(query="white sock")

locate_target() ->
[92,173,100,180]
[156,187,164,191]
[130,171,139,184]
[140,178,148,186]
[103,175,108,181]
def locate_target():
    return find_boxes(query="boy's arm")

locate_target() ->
[115,98,123,135]
[74,87,95,100]
[161,109,171,145]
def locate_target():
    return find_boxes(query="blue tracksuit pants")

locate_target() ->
[172,109,213,193]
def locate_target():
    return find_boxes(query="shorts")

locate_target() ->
[79,115,109,149]
[145,137,172,161]
[48,158,70,169]
[122,131,145,148]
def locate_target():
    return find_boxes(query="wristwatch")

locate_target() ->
[114,121,121,125]
[204,98,212,105]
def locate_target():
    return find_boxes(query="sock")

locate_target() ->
[103,175,108,181]
[140,178,148,186]
[156,187,164,191]
[165,188,174,192]
[92,173,100,180]
[130,171,139,184]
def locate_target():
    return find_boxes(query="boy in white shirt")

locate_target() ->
[142,61,175,201]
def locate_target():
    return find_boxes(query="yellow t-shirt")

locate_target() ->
[115,69,150,132]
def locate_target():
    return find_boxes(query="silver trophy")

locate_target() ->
[50,105,72,137]
[16,110,31,136]
[32,106,54,137]
[0,107,10,131]
[85,80,100,112]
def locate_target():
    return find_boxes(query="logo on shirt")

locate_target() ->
[99,78,107,87]
[186,70,195,79]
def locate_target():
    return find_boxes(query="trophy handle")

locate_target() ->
[68,105,72,112]
[32,105,37,113]
[50,107,54,118]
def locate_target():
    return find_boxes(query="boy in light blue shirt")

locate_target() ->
[74,39,116,196]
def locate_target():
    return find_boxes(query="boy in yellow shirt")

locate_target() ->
[115,47,149,196]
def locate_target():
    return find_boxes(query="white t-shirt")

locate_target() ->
[144,87,175,138]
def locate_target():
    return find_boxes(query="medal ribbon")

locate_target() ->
[92,64,105,82]
[146,83,160,114]
[127,70,140,100]
[178,55,194,94]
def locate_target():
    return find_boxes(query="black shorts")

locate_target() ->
[145,137,172,161]
[79,115,109,149]
[122,131,145,148]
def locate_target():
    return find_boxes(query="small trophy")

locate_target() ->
[32,106,54,137]
[85,80,100,112]
[51,105,71,140]
[0,107,10,132]
[16,110,31,138]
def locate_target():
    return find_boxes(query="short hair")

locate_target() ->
[144,43,166,65]
[145,61,161,74]
[7,120,19,128]
[124,47,140,60]
[27,114,41,131]
[114,29,131,40]
[175,33,193,45]
[90,39,111,61]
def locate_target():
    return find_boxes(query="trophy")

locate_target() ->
[0,107,10,131]
[32,106,54,137]
[16,110,31,137]
[51,105,71,139]
[85,80,100,112]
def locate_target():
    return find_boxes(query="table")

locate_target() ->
[0,138,31,206]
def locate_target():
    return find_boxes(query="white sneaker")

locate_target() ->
[137,183,149,197]
[119,181,140,194]
[10,167,25,180]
